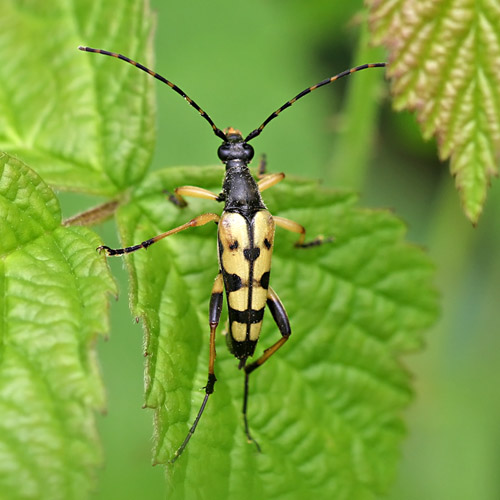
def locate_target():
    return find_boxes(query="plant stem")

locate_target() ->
[326,20,387,191]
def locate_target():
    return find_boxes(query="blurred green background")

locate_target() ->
[69,1,500,499]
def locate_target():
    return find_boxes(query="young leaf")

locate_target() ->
[0,153,116,499]
[368,0,500,223]
[0,0,155,195]
[110,165,438,499]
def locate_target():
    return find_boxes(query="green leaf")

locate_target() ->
[111,165,438,499]
[0,2,440,497]
[0,153,116,499]
[368,0,500,223]
[0,0,155,195]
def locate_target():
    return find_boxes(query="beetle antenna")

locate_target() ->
[244,62,387,142]
[78,46,227,141]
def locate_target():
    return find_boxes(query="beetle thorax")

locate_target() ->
[222,163,266,214]
[217,130,266,214]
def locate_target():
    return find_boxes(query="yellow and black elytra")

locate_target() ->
[78,45,386,462]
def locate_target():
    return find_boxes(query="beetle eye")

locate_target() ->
[243,144,254,161]
[218,144,230,161]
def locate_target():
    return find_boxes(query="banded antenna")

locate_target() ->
[79,46,386,145]
[244,62,387,142]
[78,46,228,141]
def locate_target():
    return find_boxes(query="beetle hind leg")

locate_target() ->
[242,286,291,451]
[169,272,224,463]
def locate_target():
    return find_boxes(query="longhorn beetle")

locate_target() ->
[78,45,386,462]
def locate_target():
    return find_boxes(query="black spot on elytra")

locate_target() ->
[229,240,239,250]
[264,238,271,250]
[243,247,260,262]
[228,307,265,324]
[260,271,270,290]
[225,273,243,292]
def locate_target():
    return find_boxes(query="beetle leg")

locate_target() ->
[242,286,291,451]
[98,212,220,256]
[273,215,333,248]
[255,154,285,191]
[170,272,224,463]
[168,185,224,208]
[257,154,267,177]
[255,158,332,246]
[257,172,285,192]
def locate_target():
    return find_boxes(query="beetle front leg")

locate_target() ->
[167,185,225,208]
